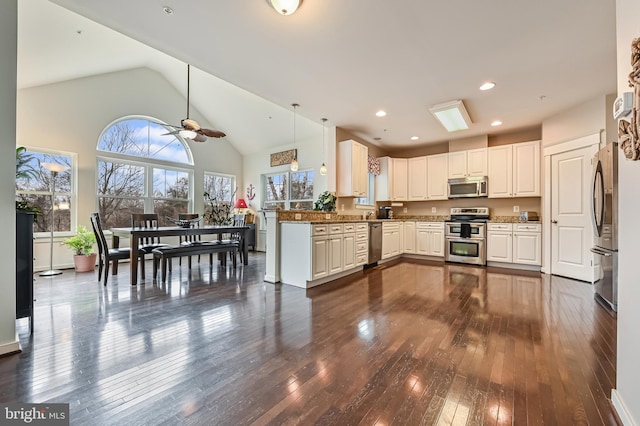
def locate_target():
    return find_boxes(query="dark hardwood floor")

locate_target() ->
[1,254,620,425]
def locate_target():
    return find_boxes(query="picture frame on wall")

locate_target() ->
[270,149,297,167]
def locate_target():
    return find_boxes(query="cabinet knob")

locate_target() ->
[551,220,558,224]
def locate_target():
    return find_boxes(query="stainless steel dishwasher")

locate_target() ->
[367,222,382,266]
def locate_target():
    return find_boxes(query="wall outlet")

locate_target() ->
[294,213,301,220]
[341,204,345,212]
[325,214,331,219]
[513,205,520,212]
[432,207,437,213]
[403,207,408,213]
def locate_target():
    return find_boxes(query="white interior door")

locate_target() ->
[551,145,597,281]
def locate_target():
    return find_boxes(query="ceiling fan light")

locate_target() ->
[266,0,301,15]
[179,129,197,139]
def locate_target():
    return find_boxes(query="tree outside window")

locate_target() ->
[263,170,314,210]
[16,149,74,234]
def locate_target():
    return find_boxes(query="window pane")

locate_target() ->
[98,160,145,197]
[98,197,145,228]
[290,170,314,201]
[154,169,189,199]
[265,174,287,202]
[204,174,234,202]
[16,151,71,193]
[154,200,189,222]
[97,118,191,164]
[18,194,71,233]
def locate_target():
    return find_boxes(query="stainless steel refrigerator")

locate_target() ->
[590,142,618,311]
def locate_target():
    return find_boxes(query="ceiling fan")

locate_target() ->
[163,64,226,143]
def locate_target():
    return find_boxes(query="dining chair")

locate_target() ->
[178,213,201,268]
[223,214,246,263]
[131,213,168,276]
[90,212,145,286]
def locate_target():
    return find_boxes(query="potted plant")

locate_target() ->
[313,191,337,212]
[62,225,97,272]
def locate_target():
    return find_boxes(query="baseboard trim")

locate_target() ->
[612,389,636,426]
[0,333,22,357]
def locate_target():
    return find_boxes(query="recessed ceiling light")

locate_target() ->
[373,137,382,141]
[410,136,419,141]
[375,110,387,117]
[491,120,503,126]
[163,6,174,15]
[480,82,496,91]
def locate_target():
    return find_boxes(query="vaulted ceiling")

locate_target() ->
[19,0,617,155]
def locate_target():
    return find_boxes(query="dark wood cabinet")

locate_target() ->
[246,223,256,250]
[16,211,34,334]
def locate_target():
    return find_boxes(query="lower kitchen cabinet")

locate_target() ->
[403,221,416,253]
[382,222,401,259]
[416,222,444,257]
[282,222,368,288]
[487,223,541,266]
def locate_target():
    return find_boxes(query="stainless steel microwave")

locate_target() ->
[447,176,488,198]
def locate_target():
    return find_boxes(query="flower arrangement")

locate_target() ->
[313,191,337,212]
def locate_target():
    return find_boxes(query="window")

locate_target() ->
[97,116,194,228]
[204,172,236,222]
[263,169,314,210]
[355,173,376,207]
[16,148,75,235]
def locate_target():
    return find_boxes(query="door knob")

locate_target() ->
[551,220,558,224]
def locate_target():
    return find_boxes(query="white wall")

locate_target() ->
[542,95,609,147]
[0,0,19,355]
[613,0,640,423]
[17,67,243,269]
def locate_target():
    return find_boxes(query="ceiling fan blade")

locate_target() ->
[199,128,226,138]
[192,133,208,143]
[161,130,181,136]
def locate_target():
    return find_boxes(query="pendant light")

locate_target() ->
[290,103,299,171]
[266,0,302,15]
[320,118,328,176]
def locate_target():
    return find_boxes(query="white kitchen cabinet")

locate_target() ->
[426,153,448,200]
[408,156,428,200]
[448,148,487,179]
[311,236,329,280]
[487,222,541,266]
[376,157,408,201]
[382,222,401,259]
[513,141,541,197]
[488,141,540,198]
[392,158,408,201]
[513,223,541,265]
[337,139,368,197]
[416,222,444,257]
[487,223,513,263]
[281,222,367,288]
[355,223,369,266]
[403,221,416,253]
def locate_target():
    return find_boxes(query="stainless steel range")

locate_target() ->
[445,207,489,266]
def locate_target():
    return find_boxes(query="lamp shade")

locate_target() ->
[234,198,248,209]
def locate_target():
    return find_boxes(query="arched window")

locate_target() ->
[96,116,194,228]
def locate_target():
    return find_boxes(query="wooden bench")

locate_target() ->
[151,241,239,282]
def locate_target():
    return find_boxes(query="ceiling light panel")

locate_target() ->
[429,100,471,132]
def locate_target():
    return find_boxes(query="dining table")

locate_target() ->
[110,225,250,285]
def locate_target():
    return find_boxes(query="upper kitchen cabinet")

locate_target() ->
[488,141,540,198]
[337,140,368,197]
[376,157,408,201]
[447,148,487,179]
[427,153,448,200]
[408,156,428,200]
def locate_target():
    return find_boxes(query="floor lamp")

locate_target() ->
[39,162,70,277]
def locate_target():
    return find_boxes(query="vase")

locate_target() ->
[73,253,97,272]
